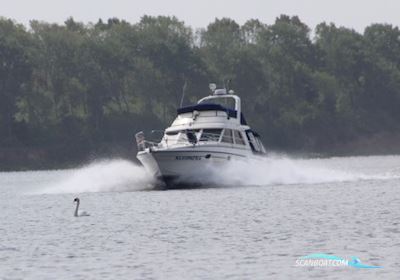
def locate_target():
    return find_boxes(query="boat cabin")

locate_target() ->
[162,128,266,154]
[160,88,266,154]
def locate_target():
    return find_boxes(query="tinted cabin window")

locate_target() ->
[166,131,179,135]
[234,130,246,145]
[199,129,222,142]
[166,130,200,143]
[254,136,266,153]
[221,129,234,143]
[246,131,262,152]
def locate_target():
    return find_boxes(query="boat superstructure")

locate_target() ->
[135,85,266,188]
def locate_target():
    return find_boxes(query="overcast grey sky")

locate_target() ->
[1,0,399,32]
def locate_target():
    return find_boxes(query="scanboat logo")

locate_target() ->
[295,254,382,269]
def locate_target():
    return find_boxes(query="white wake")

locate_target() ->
[35,155,397,194]
[213,155,393,186]
[38,159,153,194]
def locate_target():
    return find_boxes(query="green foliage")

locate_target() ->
[0,19,32,144]
[1,15,400,159]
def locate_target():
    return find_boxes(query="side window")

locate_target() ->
[246,130,261,152]
[199,129,222,142]
[221,129,234,143]
[255,136,266,153]
[234,130,246,145]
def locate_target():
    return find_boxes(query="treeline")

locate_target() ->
[1,15,400,168]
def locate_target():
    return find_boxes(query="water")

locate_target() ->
[1,156,399,279]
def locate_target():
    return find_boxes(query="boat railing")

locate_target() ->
[164,136,197,148]
[135,131,160,151]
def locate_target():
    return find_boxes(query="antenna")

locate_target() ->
[224,79,232,92]
[179,76,188,108]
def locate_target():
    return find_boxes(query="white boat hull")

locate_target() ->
[137,146,251,188]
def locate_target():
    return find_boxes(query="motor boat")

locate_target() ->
[135,84,266,188]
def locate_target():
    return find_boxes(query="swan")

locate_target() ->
[73,198,90,217]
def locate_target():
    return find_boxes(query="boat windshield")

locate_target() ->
[199,129,222,142]
[163,130,201,145]
[163,128,222,145]
[164,128,236,145]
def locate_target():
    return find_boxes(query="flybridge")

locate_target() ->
[176,84,244,125]
[176,103,247,125]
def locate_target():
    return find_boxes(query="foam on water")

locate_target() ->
[35,155,396,194]
[213,156,362,186]
[38,159,153,194]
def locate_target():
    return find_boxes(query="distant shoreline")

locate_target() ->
[0,142,138,172]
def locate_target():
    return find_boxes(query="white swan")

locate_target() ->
[73,198,90,217]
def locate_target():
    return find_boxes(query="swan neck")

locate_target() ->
[74,201,79,217]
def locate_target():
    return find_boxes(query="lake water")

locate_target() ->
[1,155,399,279]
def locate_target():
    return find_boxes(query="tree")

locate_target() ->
[0,19,32,145]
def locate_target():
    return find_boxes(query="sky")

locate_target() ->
[1,0,399,33]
